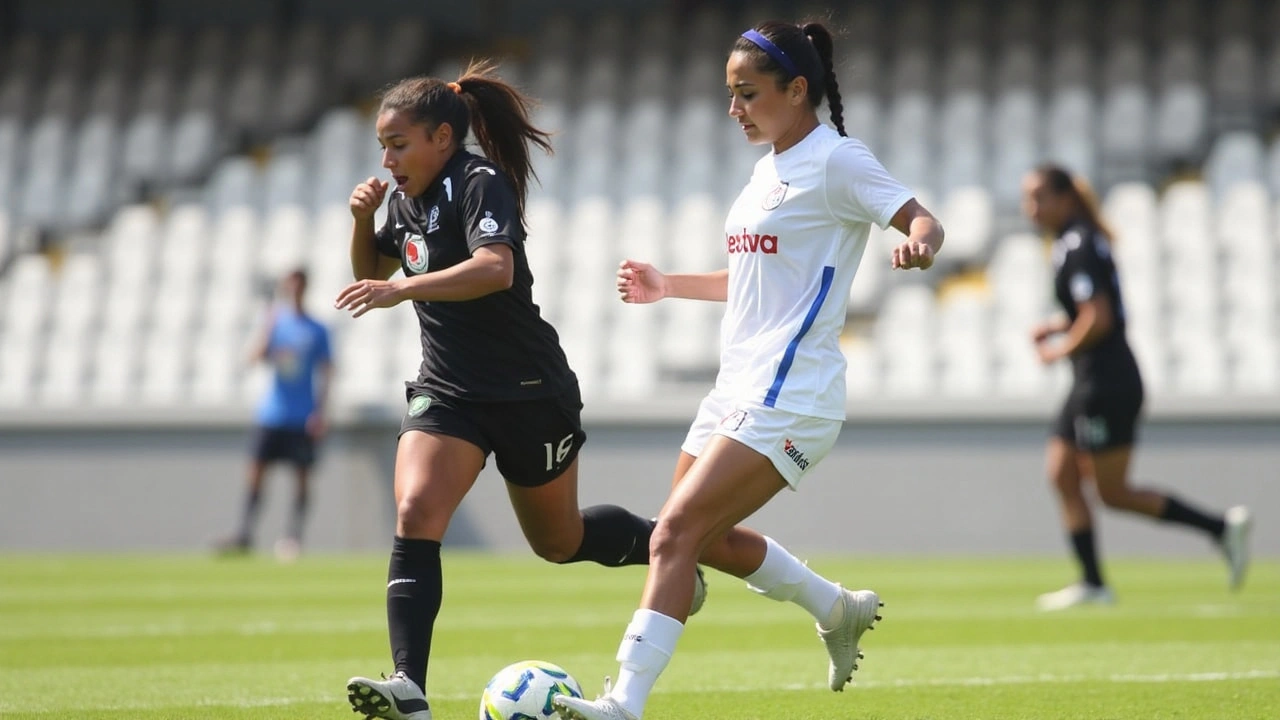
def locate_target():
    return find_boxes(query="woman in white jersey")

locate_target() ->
[555,20,944,720]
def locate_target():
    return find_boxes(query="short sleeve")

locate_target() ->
[460,166,521,253]
[1061,231,1109,304]
[374,211,399,259]
[824,140,915,229]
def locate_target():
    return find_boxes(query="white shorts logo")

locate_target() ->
[783,438,810,471]
[720,409,748,431]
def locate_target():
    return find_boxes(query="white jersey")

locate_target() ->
[716,124,912,420]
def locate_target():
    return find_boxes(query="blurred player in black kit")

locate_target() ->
[1021,164,1252,611]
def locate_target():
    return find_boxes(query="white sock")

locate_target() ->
[610,609,684,718]
[743,536,843,625]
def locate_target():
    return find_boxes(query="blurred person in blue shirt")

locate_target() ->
[217,268,333,560]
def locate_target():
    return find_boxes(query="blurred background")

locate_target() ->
[0,0,1275,556]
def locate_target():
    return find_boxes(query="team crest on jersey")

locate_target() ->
[404,234,429,273]
[762,181,789,210]
[427,205,440,233]
[479,211,499,236]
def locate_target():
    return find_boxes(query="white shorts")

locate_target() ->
[680,389,842,489]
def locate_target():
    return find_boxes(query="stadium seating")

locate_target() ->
[1,0,1279,414]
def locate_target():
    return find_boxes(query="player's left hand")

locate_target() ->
[891,240,934,270]
[1035,341,1061,365]
[335,279,404,318]
[306,412,327,439]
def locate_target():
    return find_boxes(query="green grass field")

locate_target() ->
[1,554,1276,719]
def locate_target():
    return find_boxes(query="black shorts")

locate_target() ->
[1051,385,1143,453]
[252,426,317,467]
[399,384,586,488]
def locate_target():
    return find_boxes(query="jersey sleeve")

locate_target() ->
[459,166,521,253]
[373,204,399,259]
[1061,232,1111,305]
[824,140,915,229]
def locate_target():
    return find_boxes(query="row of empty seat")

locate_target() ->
[1,169,1276,408]
[0,20,429,230]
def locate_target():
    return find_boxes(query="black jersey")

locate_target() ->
[374,149,575,402]
[1051,221,1142,388]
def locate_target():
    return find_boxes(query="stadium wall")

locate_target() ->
[1,407,1276,558]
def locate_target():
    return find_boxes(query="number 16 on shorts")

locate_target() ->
[543,433,575,472]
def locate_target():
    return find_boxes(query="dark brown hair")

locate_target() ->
[732,20,846,136]
[379,59,552,217]
[1035,164,1115,242]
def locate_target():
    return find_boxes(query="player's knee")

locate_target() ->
[1048,468,1080,496]
[395,494,445,538]
[1095,483,1130,509]
[530,534,578,564]
[648,512,702,563]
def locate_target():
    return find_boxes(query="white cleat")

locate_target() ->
[1222,505,1253,591]
[690,566,708,616]
[816,586,882,691]
[553,679,638,720]
[347,671,431,720]
[1035,582,1116,612]
[553,695,638,720]
[274,537,301,563]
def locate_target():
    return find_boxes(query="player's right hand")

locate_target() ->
[350,177,389,220]
[617,260,667,304]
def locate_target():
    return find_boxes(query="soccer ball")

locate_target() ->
[479,660,584,720]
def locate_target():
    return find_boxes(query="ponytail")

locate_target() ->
[1037,164,1115,242]
[1069,174,1115,242]
[378,59,552,220]
[454,59,552,217]
[802,22,846,137]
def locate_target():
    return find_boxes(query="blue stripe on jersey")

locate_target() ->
[763,265,836,408]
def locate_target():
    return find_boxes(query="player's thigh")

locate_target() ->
[489,388,587,532]
[504,457,584,553]
[659,435,788,551]
[1046,435,1082,493]
[1086,445,1135,498]
[394,394,491,539]
[671,451,696,490]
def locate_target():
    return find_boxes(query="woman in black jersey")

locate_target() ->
[335,61,706,720]
[1022,165,1252,611]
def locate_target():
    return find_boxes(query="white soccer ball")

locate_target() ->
[479,660,585,720]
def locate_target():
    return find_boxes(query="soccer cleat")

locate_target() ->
[689,566,708,616]
[274,537,301,563]
[1221,505,1253,591]
[553,679,637,720]
[1035,582,1115,611]
[212,535,251,556]
[347,671,431,720]
[816,586,882,691]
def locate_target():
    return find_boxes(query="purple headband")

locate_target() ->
[741,29,799,78]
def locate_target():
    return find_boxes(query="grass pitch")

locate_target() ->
[0,553,1276,719]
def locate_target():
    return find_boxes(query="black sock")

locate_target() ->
[1070,528,1105,588]
[1160,496,1226,540]
[236,488,262,542]
[387,537,442,695]
[287,490,308,541]
[560,505,654,566]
